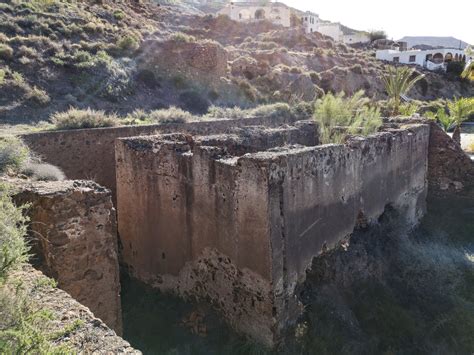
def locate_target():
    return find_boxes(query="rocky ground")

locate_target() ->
[1,265,139,353]
[0,0,472,124]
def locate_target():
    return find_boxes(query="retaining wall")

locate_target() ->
[13,180,122,334]
[115,123,430,345]
[21,116,300,199]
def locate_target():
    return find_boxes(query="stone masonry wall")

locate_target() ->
[115,122,429,346]
[21,116,301,200]
[13,180,122,334]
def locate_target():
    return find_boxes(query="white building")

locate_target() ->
[218,1,291,28]
[376,48,470,71]
[302,19,370,45]
[301,11,320,33]
[316,22,343,42]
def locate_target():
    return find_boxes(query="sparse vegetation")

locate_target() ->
[116,34,140,53]
[148,106,194,124]
[21,162,65,181]
[0,137,29,174]
[51,108,119,130]
[0,185,29,281]
[313,90,382,144]
[170,32,196,43]
[0,44,13,60]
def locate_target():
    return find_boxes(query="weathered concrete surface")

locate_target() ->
[116,123,429,345]
[265,124,429,338]
[427,122,474,194]
[13,180,122,334]
[9,265,139,353]
[21,115,302,201]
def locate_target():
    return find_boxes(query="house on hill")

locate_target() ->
[218,0,291,27]
[376,48,471,71]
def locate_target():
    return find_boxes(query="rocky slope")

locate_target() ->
[0,0,472,124]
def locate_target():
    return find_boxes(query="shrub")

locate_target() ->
[398,102,420,117]
[51,108,119,130]
[0,44,13,60]
[0,185,29,281]
[314,90,382,144]
[170,32,196,43]
[123,109,153,125]
[21,162,65,181]
[0,69,5,85]
[0,137,29,174]
[0,33,8,43]
[28,86,50,106]
[116,35,140,52]
[113,10,126,20]
[309,71,321,84]
[149,106,193,124]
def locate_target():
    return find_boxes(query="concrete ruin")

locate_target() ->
[115,122,429,345]
[13,180,122,334]
[19,115,473,349]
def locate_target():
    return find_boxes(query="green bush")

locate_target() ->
[0,44,13,60]
[116,35,140,52]
[51,108,119,130]
[314,90,382,144]
[0,137,29,174]
[0,185,29,281]
[113,10,126,20]
[170,32,196,43]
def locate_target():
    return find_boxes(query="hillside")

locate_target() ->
[0,0,472,124]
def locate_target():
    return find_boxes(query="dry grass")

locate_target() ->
[51,108,119,130]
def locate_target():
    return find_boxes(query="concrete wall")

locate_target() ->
[266,125,429,334]
[21,116,300,200]
[115,122,429,345]
[13,180,122,334]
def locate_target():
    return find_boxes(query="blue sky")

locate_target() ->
[289,0,473,44]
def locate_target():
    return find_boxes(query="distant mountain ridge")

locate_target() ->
[398,36,470,49]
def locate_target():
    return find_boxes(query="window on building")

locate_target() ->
[305,17,308,21]
[409,55,416,63]
[393,57,400,63]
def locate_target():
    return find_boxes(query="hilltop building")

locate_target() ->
[301,11,320,33]
[299,12,369,45]
[218,0,291,28]
[376,48,470,71]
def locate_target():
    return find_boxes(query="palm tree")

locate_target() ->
[448,97,474,144]
[381,66,424,116]
[461,60,474,81]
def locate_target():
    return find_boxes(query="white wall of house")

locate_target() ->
[317,23,343,42]
[301,11,320,34]
[219,3,291,27]
[376,48,471,70]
